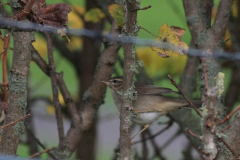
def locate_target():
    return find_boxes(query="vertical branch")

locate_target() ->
[0,31,31,154]
[45,33,65,149]
[2,34,10,104]
[120,0,139,159]
[183,0,234,159]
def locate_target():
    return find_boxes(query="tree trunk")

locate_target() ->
[0,31,32,154]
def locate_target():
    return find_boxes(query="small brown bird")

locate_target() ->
[102,76,201,143]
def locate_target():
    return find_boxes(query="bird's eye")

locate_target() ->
[113,80,117,83]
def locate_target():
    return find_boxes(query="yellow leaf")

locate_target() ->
[151,24,188,58]
[108,4,125,27]
[84,8,105,23]
[137,47,187,77]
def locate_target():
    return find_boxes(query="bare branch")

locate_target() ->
[27,147,56,160]
[24,123,57,159]
[131,5,152,12]
[219,138,240,159]
[168,75,202,117]
[211,0,234,40]
[182,0,206,42]
[219,125,230,133]
[0,114,31,130]
[218,104,240,125]
[55,21,120,154]
[46,33,65,149]
[186,128,203,141]
[133,120,173,144]
[2,34,10,115]
[119,0,139,158]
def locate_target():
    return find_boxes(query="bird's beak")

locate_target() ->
[102,81,110,85]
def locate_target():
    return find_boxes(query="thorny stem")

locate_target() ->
[0,114,31,130]
[167,75,202,117]
[27,147,56,160]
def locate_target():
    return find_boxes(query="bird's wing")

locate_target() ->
[135,83,180,95]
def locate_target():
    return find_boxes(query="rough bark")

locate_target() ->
[223,1,240,159]
[76,0,104,159]
[183,0,234,159]
[0,31,32,154]
[119,1,139,159]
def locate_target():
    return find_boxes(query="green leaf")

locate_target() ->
[108,4,125,27]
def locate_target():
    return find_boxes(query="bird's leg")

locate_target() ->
[131,123,149,145]
[132,109,146,116]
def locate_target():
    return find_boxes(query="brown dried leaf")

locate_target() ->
[31,1,71,26]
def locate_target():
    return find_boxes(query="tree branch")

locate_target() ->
[0,31,32,154]
[119,0,139,159]
[0,114,31,130]
[211,0,234,40]
[46,33,65,149]
[27,147,56,160]
[182,0,206,43]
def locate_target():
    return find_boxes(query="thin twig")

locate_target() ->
[161,129,181,150]
[202,58,209,91]
[46,33,65,148]
[24,122,57,159]
[213,150,220,160]
[167,75,202,117]
[139,26,158,38]
[0,3,9,6]
[199,148,210,155]
[31,46,80,124]
[0,114,31,130]
[27,147,56,160]
[219,138,240,159]
[133,121,173,144]
[2,34,10,108]
[186,128,202,141]
[219,125,230,133]
[131,5,152,11]
[218,104,240,125]
[146,129,166,160]
[13,0,35,20]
